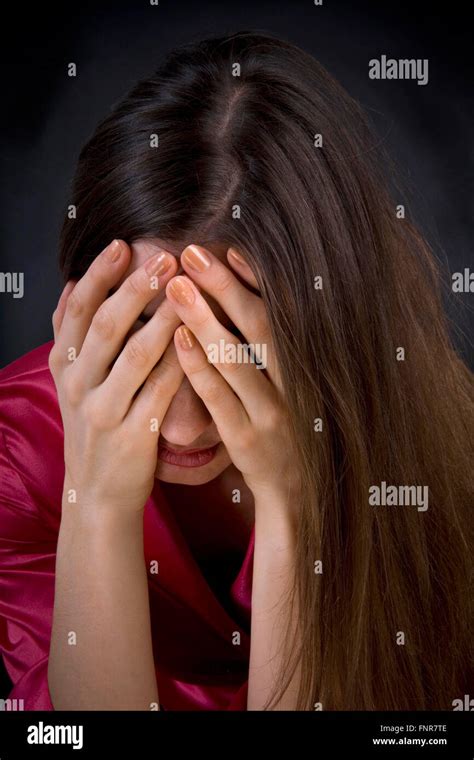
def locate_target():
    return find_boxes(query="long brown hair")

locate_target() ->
[59,31,473,710]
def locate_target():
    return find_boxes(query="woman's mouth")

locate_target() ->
[158,442,220,468]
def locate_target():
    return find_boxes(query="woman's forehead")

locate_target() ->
[128,238,230,268]
[115,238,234,325]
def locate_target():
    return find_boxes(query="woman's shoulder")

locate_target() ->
[0,340,59,425]
[0,340,54,383]
[0,340,64,528]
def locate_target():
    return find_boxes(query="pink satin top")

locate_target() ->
[0,341,252,710]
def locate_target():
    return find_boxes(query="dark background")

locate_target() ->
[0,0,472,699]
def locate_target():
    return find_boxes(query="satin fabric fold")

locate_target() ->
[0,342,252,710]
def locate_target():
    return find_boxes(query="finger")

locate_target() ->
[173,325,251,441]
[180,245,280,385]
[99,298,182,419]
[166,275,274,420]
[52,280,76,341]
[76,250,177,388]
[53,239,131,369]
[181,245,267,343]
[227,248,260,290]
[126,340,184,434]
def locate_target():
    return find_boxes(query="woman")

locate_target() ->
[0,31,472,711]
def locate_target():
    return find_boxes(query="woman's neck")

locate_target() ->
[159,465,255,556]
[161,464,254,515]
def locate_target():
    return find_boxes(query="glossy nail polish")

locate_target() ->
[168,277,195,305]
[145,252,172,276]
[182,245,211,273]
[176,325,195,350]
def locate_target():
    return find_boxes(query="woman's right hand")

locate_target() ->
[48,239,184,515]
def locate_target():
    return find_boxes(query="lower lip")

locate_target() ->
[158,443,219,468]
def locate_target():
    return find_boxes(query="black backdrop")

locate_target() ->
[1,0,473,369]
[0,0,473,698]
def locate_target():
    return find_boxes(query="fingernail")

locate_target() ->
[228,248,246,266]
[182,245,211,273]
[145,252,172,277]
[168,277,195,306]
[176,325,195,350]
[104,239,122,263]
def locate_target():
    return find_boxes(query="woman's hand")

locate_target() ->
[48,239,184,514]
[166,245,301,514]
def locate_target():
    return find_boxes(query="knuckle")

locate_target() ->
[144,354,181,398]
[202,380,224,405]
[251,311,270,341]
[144,368,165,398]
[48,347,60,374]
[66,289,84,318]
[192,310,210,330]
[158,351,179,374]
[124,334,149,368]
[238,427,256,450]
[88,258,110,287]
[221,351,245,374]
[156,305,179,329]
[63,372,84,406]
[91,304,116,340]
[185,361,207,381]
[213,268,234,295]
[124,272,147,299]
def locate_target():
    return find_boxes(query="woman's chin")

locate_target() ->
[154,443,231,485]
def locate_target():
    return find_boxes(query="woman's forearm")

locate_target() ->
[247,499,302,710]
[48,501,158,710]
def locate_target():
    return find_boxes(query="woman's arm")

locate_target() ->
[165,244,305,710]
[48,504,157,710]
[46,239,183,709]
[247,499,301,711]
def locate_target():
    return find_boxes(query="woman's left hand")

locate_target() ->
[165,245,300,511]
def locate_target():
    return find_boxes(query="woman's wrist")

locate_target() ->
[253,481,301,529]
[253,490,299,545]
[60,492,146,538]
[61,482,147,523]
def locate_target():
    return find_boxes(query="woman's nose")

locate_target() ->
[159,376,213,446]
